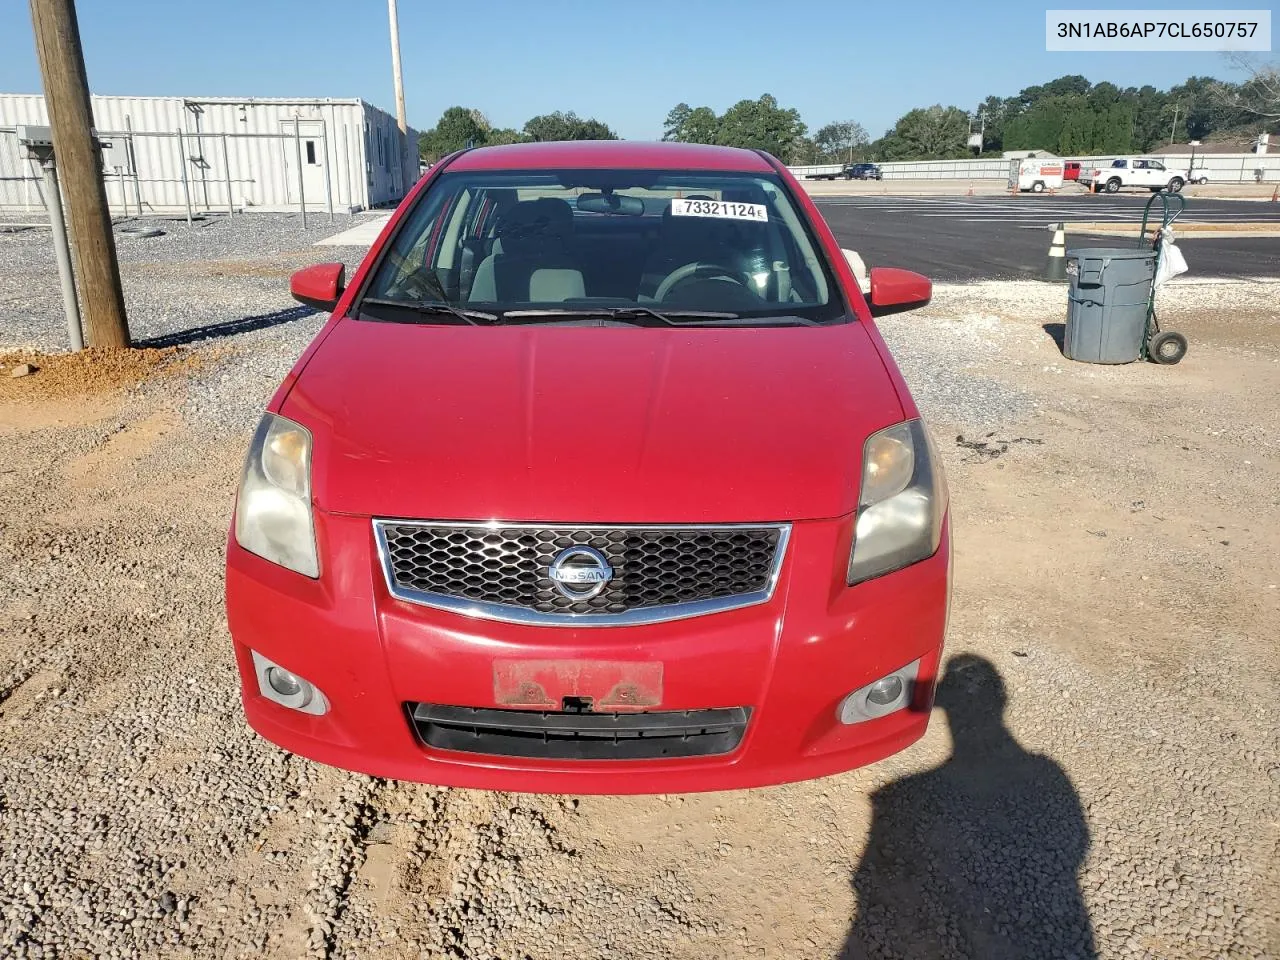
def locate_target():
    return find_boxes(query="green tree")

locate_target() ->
[1003,97,1067,151]
[418,106,491,161]
[788,135,818,164]
[1085,81,1121,110]
[1127,85,1170,151]
[1042,75,1092,99]
[663,103,720,143]
[879,105,970,159]
[1058,102,1095,154]
[714,94,807,158]
[663,103,692,140]
[973,94,1011,152]
[485,127,524,146]
[522,111,618,142]
[813,120,869,162]
[1089,103,1133,153]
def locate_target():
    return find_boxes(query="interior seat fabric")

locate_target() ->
[469,198,585,303]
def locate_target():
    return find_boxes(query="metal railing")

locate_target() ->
[787,154,1278,183]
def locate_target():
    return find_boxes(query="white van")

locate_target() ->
[1008,158,1065,193]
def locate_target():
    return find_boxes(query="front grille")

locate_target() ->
[374,521,788,626]
[409,704,751,760]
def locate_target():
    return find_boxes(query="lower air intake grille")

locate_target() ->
[409,704,751,760]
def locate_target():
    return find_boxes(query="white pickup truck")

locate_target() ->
[1079,158,1188,194]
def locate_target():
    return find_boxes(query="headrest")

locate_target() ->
[485,188,519,208]
[496,198,574,254]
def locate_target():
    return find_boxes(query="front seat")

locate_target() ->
[458,188,518,296]
[467,198,585,303]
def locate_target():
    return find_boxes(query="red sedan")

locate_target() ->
[226,140,950,793]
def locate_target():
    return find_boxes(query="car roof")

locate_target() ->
[447,140,777,173]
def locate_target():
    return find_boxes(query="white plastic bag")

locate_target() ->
[1155,235,1188,288]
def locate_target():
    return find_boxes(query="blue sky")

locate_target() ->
[0,0,1259,139]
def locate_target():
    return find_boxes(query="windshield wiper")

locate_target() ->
[499,307,821,327]
[609,306,742,325]
[497,307,739,326]
[677,313,822,327]
[360,297,499,326]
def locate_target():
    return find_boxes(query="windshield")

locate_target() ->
[362,168,845,325]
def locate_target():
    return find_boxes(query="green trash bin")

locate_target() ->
[1063,247,1156,364]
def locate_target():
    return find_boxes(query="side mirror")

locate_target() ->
[290,262,346,312]
[867,267,931,317]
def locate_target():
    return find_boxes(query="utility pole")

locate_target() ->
[1168,102,1181,147]
[29,0,130,348]
[388,0,407,135]
[387,0,410,188]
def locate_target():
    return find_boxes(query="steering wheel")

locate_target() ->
[654,262,749,303]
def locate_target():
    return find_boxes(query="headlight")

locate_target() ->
[234,413,319,578]
[848,419,946,585]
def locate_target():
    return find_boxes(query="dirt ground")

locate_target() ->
[0,276,1277,959]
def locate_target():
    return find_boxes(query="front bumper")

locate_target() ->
[226,511,950,794]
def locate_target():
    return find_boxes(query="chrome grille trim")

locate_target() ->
[372,520,791,627]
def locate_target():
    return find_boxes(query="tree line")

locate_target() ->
[419,64,1279,165]
[419,107,616,161]
[964,72,1268,160]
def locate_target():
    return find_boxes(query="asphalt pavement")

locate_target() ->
[816,195,1280,282]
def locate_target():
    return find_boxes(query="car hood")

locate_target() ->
[283,318,904,522]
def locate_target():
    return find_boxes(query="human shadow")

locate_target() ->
[841,654,1097,960]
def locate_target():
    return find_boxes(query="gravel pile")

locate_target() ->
[879,300,1034,428]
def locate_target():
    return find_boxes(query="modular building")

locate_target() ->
[0,94,420,214]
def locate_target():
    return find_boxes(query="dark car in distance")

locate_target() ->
[844,163,883,181]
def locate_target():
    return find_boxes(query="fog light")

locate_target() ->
[266,666,303,698]
[250,651,328,716]
[866,675,904,706]
[838,659,920,725]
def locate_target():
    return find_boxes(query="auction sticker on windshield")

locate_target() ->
[671,198,768,222]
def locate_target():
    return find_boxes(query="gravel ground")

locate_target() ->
[0,216,1277,959]
[0,211,373,351]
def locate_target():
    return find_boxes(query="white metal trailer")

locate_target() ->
[0,94,420,214]
[1008,157,1065,193]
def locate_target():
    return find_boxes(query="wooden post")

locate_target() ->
[28,0,129,347]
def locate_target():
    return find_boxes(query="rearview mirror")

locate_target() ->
[576,192,644,216]
[867,267,931,317]
[290,262,346,312]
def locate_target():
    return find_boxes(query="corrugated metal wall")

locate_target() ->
[0,94,420,213]
[361,100,418,207]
